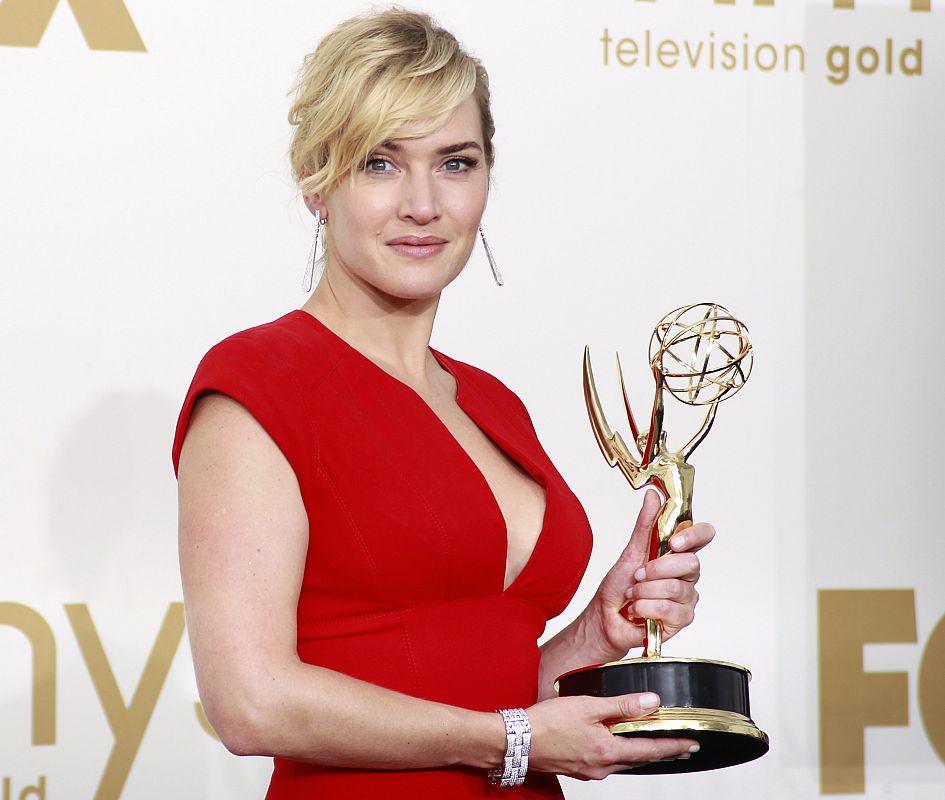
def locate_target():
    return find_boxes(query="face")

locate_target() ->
[308,96,489,302]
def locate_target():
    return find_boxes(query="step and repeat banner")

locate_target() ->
[1,1,942,798]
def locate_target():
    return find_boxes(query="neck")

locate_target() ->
[301,268,441,383]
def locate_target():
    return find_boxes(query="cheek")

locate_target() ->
[336,208,384,251]
[332,185,389,227]
[447,187,488,228]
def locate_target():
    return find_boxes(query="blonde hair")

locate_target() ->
[288,7,495,197]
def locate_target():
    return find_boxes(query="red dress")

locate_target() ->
[172,310,593,798]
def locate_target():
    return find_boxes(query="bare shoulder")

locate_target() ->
[177,391,307,571]
[180,392,296,483]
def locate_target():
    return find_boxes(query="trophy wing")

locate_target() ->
[616,351,643,457]
[583,346,638,470]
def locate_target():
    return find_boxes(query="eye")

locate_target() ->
[364,157,395,173]
[443,157,477,172]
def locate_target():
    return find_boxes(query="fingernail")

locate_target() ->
[671,535,687,550]
[677,753,691,760]
[640,693,660,709]
[688,744,700,753]
[634,567,646,582]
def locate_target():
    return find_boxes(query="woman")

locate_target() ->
[173,9,713,798]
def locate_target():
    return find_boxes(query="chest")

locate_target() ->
[423,387,547,590]
[296,360,591,620]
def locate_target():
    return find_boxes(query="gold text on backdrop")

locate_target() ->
[599,29,924,84]
[828,0,930,9]
[818,590,945,794]
[642,0,934,11]
[0,604,55,745]
[1,775,46,799]
[0,603,185,800]
[0,0,145,51]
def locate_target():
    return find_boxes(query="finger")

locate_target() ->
[669,522,715,553]
[611,736,700,768]
[621,490,663,567]
[598,692,661,724]
[626,598,696,630]
[633,552,700,583]
[627,577,696,604]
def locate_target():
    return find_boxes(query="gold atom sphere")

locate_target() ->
[648,302,753,406]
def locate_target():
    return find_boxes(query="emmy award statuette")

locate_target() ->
[556,302,769,774]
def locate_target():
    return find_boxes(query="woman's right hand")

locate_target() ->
[526,692,698,780]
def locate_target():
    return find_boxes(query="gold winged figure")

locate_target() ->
[583,302,752,657]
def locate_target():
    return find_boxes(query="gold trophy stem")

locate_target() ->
[645,619,662,658]
[642,507,682,658]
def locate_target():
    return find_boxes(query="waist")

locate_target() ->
[267,762,564,798]
[297,594,548,709]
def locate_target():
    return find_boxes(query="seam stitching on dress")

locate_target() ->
[334,374,454,598]
[397,609,422,695]
[301,594,527,626]
[317,460,383,595]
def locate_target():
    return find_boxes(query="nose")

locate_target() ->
[398,172,440,226]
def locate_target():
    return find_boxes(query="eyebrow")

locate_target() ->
[378,140,483,156]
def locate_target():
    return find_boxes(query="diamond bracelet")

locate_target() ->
[488,708,531,787]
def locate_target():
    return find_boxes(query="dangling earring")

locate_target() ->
[479,225,503,286]
[302,212,327,293]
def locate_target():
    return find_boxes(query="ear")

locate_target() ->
[303,194,325,218]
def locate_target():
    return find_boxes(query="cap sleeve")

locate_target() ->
[171,334,317,496]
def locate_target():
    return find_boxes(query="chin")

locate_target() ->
[379,263,465,300]
[382,281,450,302]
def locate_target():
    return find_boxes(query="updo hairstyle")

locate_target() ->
[288,7,495,198]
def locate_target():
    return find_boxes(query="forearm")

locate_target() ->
[204,656,506,770]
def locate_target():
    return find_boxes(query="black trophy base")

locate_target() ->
[556,657,769,774]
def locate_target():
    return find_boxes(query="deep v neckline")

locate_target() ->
[291,309,550,593]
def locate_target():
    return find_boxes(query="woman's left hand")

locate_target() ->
[587,489,715,659]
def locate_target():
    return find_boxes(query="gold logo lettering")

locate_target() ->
[708,0,930,9]
[195,701,221,740]
[919,614,945,763]
[834,0,930,9]
[0,603,56,746]
[0,0,145,51]
[818,589,917,794]
[65,603,184,800]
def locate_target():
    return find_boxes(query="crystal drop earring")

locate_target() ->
[479,225,503,286]
[301,212,327,293]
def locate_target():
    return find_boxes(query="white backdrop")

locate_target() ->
[1,1,943,798]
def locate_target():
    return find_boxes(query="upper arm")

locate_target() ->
[177,392,309,733]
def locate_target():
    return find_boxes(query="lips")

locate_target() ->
[387,235,448,258]
[387,236,447,246]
